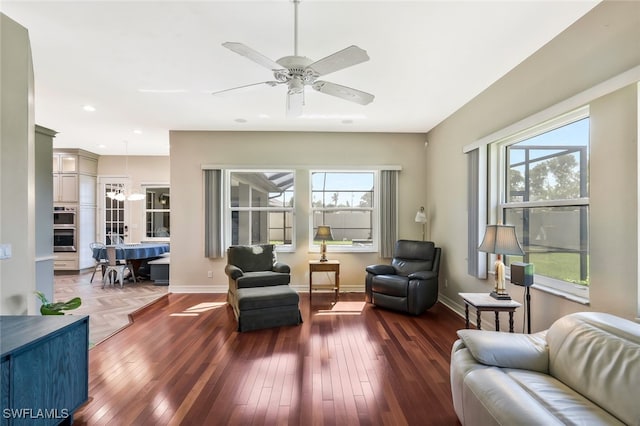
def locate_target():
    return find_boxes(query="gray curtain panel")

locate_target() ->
[380,169,398,258]
[204,169,223,258]
[467,148,487,278]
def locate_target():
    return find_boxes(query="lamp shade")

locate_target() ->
[478,224,525,256]
[314,225,334,241]
[415,207,427,224]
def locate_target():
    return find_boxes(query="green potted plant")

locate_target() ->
[34,291,81,315]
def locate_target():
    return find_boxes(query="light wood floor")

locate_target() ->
[54,270,168,345]
[73,292,465,425]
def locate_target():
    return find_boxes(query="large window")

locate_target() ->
[145,186,170,238]
[311,171,375,251]
[498,111,589,298]
[228,170,295,248]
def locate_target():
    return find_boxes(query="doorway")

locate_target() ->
[98,177,130,244]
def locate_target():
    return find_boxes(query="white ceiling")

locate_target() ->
[2,1,600,156]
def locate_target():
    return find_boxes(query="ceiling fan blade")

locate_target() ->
[211,81,280,96]
[308,45,370,77]
[286,91,304,118]
[222,42,283,71]
[312,81,374,105]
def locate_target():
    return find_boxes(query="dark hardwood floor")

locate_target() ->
[74,292,465,425]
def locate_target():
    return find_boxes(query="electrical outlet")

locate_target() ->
[0,244,11,260]
[207,271,213,278]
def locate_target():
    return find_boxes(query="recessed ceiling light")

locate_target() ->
[133,129,142,134]
[98,144,106,149]
[83,105,96,112]
[235,118,247,123]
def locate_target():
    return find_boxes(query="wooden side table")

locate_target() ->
[309,260,340,301]
[459,292,522,333]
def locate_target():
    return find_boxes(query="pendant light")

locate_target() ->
[107,141,145,201]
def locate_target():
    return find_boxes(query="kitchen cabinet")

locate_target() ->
[52,152,98,205]
[52,153,78,203]
[53,149,98,271]
[52,153,77,173]
[52,174,78,203]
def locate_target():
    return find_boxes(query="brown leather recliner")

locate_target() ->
[365,240,441,315]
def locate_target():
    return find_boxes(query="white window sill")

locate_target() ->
[530,283,590,305]
[502,270,590,305]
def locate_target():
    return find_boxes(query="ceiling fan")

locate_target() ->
[212,0,374,117]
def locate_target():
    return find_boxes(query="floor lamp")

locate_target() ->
[415,207,427,241]
[511,262,534,334]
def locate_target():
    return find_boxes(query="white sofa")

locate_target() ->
[450,312,640,425]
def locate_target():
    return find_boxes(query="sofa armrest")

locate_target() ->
[456,329,549,373]
[273,262,290,274]
[366,264,395,275]
[225,264,244,280]
[408,271,436,280]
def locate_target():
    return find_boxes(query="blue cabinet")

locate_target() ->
[1,316,89,425]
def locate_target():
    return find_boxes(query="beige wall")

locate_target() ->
[0,14,36,314]
[97,155,170,243]
[168,131,428,292]
[425,1,640,330]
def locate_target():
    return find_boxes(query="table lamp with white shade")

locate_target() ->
[477,224,525,300]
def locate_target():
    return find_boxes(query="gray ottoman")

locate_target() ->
[234,285,302,332]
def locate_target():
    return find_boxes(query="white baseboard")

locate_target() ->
[168,284,227,293]
[438,293,466,319]
[168,283,366,294]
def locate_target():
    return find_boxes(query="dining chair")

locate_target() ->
[102,246,134,288]
[89,242,108,283]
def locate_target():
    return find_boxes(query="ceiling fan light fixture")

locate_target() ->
[288,77,304,95]
[218,0,374,114]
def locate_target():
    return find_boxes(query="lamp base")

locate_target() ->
[319,241,328,262]
[490,291,512,300]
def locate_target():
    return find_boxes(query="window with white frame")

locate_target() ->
[144,186,170,238]
[310,171,376,251]
[497,109,590,299]
[228,170,295,248]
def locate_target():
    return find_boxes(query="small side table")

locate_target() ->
[459,292,522,333]
[309,260,340,301]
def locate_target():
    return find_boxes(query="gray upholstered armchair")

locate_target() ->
[365,240,441,315]
[225,244,301,331]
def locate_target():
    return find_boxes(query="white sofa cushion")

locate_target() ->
[506,369,625,425]
[546,312,640,426]
[456,329,549,373]
[462,368,565,426]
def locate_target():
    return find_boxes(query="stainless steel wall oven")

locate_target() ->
[53,227,76,252]
[53,207,76,226]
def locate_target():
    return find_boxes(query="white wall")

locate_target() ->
[0,14,37,314]
[425,1,640,330]
[168,131,428,293]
